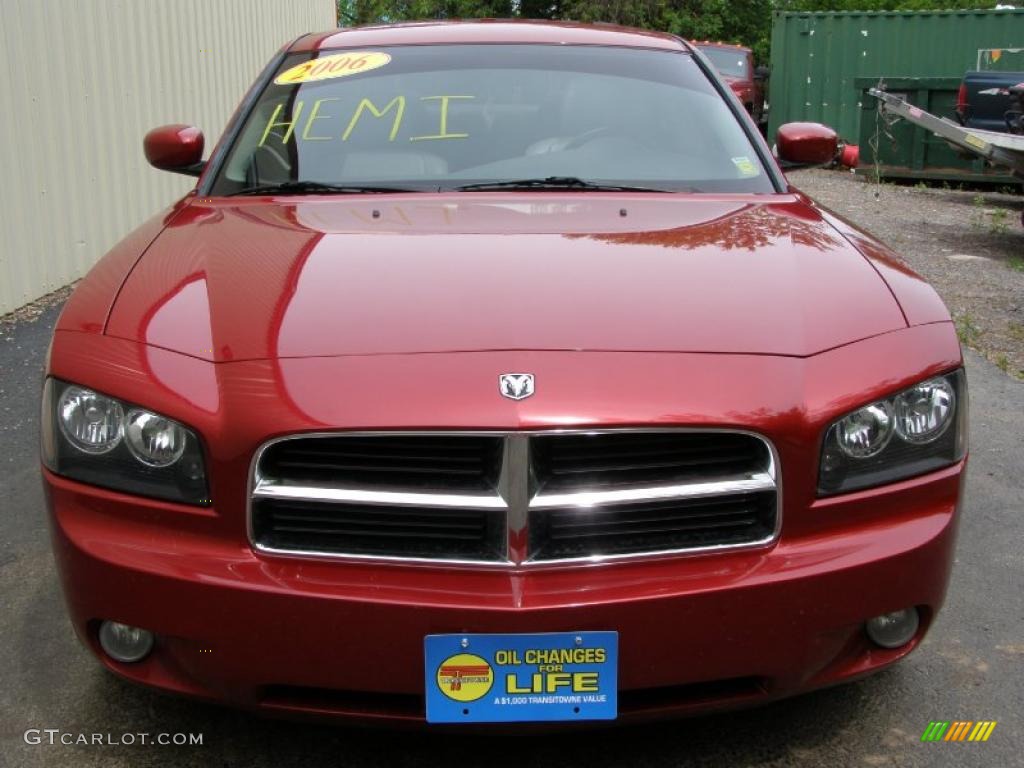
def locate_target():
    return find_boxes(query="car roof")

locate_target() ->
[291,20,688,53]
[692,41,750,51]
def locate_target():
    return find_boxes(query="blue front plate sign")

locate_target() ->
[424,631,618,723]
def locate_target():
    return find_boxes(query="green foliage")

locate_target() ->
[558,0,774,61]
[340,0,514,25]
[339,0,1005,64]
[775,0,999,11]
[954,313,982,346]
[517,0,563,18]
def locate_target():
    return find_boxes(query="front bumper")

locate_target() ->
[46,460,962,725]
[43,324,966,724]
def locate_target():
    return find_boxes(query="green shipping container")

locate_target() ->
[767,9,1024,142]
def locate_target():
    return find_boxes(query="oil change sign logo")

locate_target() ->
[425,632,618,723]
[436,654,493,702]
[274,52,391,85]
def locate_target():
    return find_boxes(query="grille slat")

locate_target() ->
[275,460,486,476]
[251,431,778,563]
[549,510,757,533]
[549,519,758,538]
[261,435,503,491]
[546,520,758,541]
[533,433,768,489]
[269,515,486,533]
[253,499,505,559]
[271,525,484,541]
[530,491,777,560]
[546,443,758,465]
[278,449,488,465]
[546,455,755,475]
[269,510,487,526]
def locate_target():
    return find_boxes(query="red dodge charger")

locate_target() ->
[42,21,967,726]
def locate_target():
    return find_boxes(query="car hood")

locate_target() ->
[104,194,907,362]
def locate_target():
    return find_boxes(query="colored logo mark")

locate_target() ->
[921,721,997,742]
[436,653,494,703]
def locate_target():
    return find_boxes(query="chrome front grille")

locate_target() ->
[260,434,503,492]
[253,498,508,561]
[531,432,767,490]
[250,430,780,565]
[527,491,777,561]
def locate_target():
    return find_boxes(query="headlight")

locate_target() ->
[819,369,967,496]
[57,386,124,454]
[893,377,955,444]
[41,378,210,506]
[124,410,187,467]
[834,401,894,458]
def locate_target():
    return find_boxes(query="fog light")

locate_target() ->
[98,621,154,663]
[865,608,920,649]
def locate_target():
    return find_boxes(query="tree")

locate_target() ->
[517,0,563,18]
[340,0,1005,64]
[344,0,514,24]
[556,0,773,61]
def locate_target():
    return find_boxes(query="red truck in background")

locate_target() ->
[693,41,768,126]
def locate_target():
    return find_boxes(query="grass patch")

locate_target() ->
[969,195,1014,234]
[955,313,982,346]
[989,207,1010,235]
[970,195,986,229]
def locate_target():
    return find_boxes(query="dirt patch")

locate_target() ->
[0,284,75,331]
[791,168,1024,379]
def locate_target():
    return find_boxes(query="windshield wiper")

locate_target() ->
[227,181,420,197]
[452,177,675,193]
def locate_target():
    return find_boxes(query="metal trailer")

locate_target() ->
[856,76,1021,184]
[868,88,1024,178]
[868,87,1024,227]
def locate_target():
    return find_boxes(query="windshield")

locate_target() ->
[697,46,750,79]
[210,44,772,195]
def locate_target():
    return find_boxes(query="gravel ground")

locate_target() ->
[791,169,1024,378]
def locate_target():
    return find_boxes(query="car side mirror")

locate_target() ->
[775,122,838,167]
[144,124,205,177]
[754,65,770,81]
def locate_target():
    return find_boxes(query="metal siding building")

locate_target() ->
[768,9,1024,142]
[0,0,336,316]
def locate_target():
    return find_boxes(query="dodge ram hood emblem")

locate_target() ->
[499,373,535,401]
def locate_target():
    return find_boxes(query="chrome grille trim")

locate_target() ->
[529,472,776,509]
[248,429,781,567]
[252,481,507,510]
